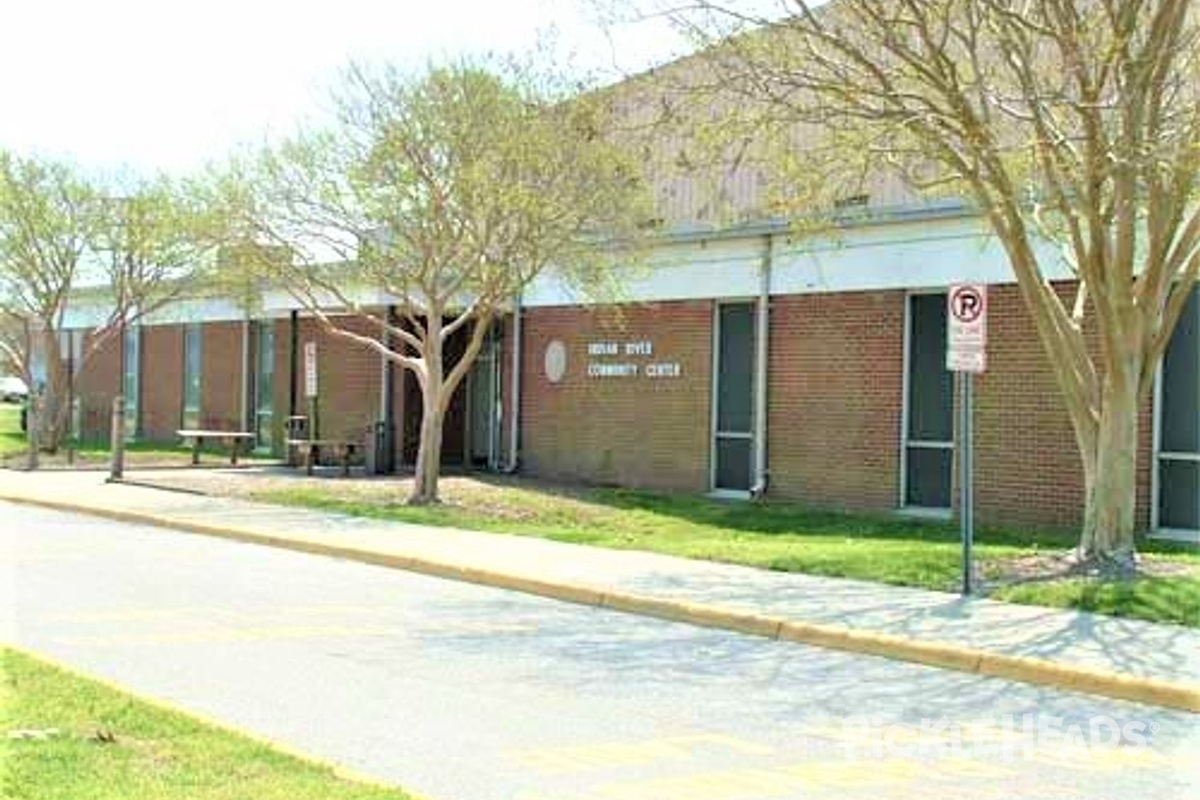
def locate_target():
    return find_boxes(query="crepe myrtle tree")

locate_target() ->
[0,152,94,466]
[0,151,230,463]
[630,0,1200,570]
[89,175,234,438]
[238,63,650,504]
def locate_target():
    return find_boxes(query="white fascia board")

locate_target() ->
[261,286,508,316]
[524,237,763,307]
[261,285,400,314]
[524,215,1076,307]
[62,215,1083,319]
[144,298,246,326]
[62,299,114,329]
[63,297,252,328]
[772,215,1074,294]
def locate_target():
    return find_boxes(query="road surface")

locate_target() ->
[2,501,1196,799]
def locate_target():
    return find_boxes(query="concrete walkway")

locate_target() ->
[1,468,1197,711]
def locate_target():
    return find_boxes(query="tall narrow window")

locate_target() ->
[182,324,202,431]
[903,293,953,509]
[255,322,275,451]
[1159,288,1200,529]
[123,325,141,441]
[713,302,756,492]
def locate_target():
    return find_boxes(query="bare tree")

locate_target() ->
[234,63,650,504]
[623,0,1200,570]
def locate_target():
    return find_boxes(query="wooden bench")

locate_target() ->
[176,430,257,466]
[286,439,359,477]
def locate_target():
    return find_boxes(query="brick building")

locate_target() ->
[61,206,1199,539]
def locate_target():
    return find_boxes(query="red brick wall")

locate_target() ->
[76,330,121,443]
[519,301,713,491]
[199,322,245,431]
[307,316,382,443]
[141,325,183,441]
[767,292,906,513]
[973,284,1154,531]
[516,288,1156,533]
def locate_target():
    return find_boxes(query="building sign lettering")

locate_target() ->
[586,339,681,380]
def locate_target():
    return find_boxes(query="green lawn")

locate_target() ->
[0,648,412,800]
[255,480,1200,627]
[0,404,23,458]
[991,576,1200,627]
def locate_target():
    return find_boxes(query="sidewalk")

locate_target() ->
[2,468,1197,712]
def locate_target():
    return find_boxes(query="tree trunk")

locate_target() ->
[25,388,40,471]
[410,387,445,505]
[40,355,67,453]
[1078,369,1139,571]
[410,330,446,505]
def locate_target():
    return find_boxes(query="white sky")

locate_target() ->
[0,0,691,176]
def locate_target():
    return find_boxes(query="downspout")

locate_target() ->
[505,293,522,472]
[752,236,772,499]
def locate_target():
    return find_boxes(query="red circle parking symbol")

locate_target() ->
[951,285,985,324]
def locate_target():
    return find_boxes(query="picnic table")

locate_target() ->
[176,429,256,466]
[286,438,359,477]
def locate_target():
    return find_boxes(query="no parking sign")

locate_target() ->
[947,284,987,373]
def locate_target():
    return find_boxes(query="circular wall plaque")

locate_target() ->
[544,340,567,383]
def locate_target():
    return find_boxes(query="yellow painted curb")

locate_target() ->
[1,642,423,797]
[4,492,1200,714]
[603,594,785,639]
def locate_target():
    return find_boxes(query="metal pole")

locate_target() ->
[961,372,975,595]
[66,331,75,466]
[109,395,125,482]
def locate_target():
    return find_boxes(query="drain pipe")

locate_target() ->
[751,236,771,499]
[506,293,522,472]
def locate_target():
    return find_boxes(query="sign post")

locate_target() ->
[947,284,987,595]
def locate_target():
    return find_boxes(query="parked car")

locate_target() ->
[1,376,28,403]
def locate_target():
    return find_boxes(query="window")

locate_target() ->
[182,324,202,431]
[903,293,953,509]
[254,322,275,451]
[122,326,141,441]
[713,302,756,492]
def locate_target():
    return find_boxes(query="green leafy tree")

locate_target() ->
[0,153,230,462]
[235,63,650,504]
[88,175,236,441]
[0,153,94,466]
